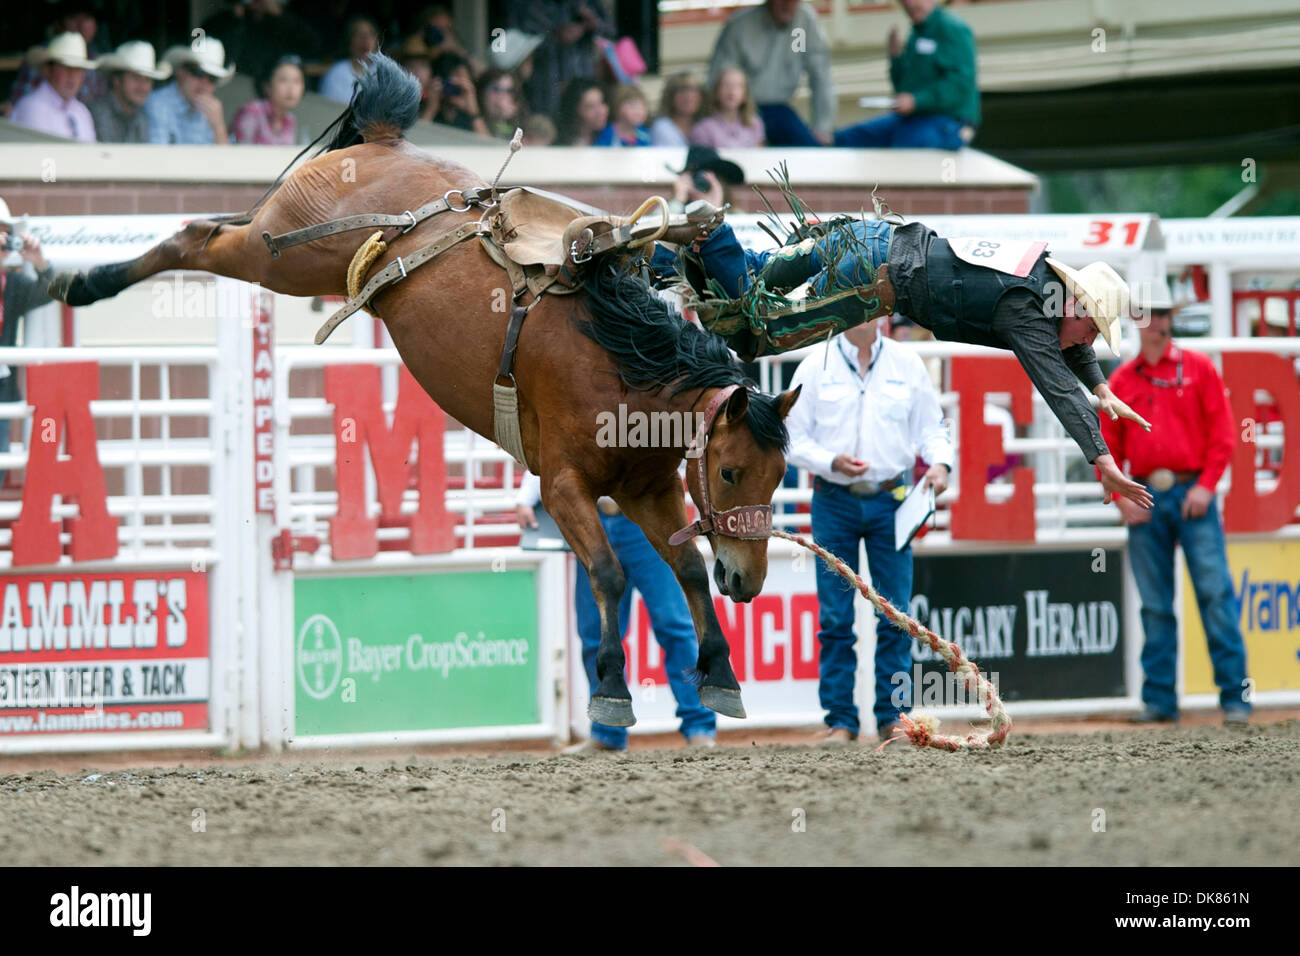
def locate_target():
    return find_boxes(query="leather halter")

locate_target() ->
[668,384,774,547]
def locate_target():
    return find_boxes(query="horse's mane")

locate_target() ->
[575,259,789,452]
[205,51,419,235]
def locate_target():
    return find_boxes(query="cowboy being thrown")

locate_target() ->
[653,194,1156,509]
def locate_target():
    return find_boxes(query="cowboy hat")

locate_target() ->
[32,32,99,70]
[669,146,745,186]
[98,41,171,81]
[1045,258,1127,354]
[1131,275,1174,313]
[163,38,236,84]
[0,197,15,228]
[488,29,543,72]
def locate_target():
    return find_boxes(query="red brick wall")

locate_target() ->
[0,181,1029,217]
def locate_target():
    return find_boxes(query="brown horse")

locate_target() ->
[48,54,800,727]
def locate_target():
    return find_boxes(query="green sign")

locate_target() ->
[293,570,539,736]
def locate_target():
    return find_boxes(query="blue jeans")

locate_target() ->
[834,113,966,150]
[574,512,716,748]
[1127,482,1250,717]
[757,103,821,147]
[693,219,895,299]
[810,479,914,734]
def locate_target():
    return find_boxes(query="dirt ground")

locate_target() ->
[3,710,1298,866]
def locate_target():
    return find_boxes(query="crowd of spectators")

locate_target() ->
[1,1,981,152]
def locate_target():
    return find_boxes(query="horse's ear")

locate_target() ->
[777,385,802,419]
[722,386,750,423]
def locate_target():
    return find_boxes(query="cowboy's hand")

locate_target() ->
[1095,454,1152,509]
[1116,496,1151,526]
[923,463,949,496]
[18,234,48,271]
[1094,385,1152,432]
[515,504,538,529]
[832,453,868,477]
[1181,484,1214,520]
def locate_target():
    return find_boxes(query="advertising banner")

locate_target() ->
[908,549,1126,701]
[1183,540,1300,695]
[293,570,539,736]
[0,570,210,735]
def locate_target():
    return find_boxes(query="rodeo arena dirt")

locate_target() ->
[0,0,1297,914]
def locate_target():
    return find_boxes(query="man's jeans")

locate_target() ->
[811,480,914,734]
[834,113,965,150]
[1127,482,1251,717]
[574,512,715,748]
[757,103,821,147]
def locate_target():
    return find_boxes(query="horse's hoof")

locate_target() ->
[588,696,636,728]
[701,685,747,719]
[48,272,92,306]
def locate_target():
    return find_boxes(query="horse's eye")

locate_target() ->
[720,467,736,484]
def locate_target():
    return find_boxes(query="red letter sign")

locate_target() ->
[950,357,1036,541]
[325,364,456,560]
[1222,352,1300,533]
[11,362,119,565]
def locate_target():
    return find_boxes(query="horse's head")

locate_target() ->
[674,384,801,603]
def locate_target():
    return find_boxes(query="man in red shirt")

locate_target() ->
[1100,286,1251,726]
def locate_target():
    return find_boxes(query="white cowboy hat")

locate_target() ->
[164,38,236,84]
[33,32,100,70]
[99,41,171,81]
[1131,276,1174,313]
[1045,258,1127,354]
[488,29,543,72]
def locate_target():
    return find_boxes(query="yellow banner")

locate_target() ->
[1183,540,1300,694]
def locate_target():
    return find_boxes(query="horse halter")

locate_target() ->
[668,384,774,547]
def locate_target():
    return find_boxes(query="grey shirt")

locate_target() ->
[89,93,149,144]
[708,3,835,134]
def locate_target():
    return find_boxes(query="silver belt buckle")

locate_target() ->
[849,479,879,496]
[1148,468,1176,492]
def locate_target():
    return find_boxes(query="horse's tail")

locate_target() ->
[330,51,421,147]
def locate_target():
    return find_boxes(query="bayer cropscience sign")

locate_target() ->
[292,570,540,735]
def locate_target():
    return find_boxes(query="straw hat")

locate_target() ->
[32,32,100,70]
[163,38,236,84]
[98,41,171,81]
[1045,258,1128,354]
[488,29,543,72]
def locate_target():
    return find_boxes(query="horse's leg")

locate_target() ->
[49,219,287,307]
[615,480,746,719]
[543,469,636,727]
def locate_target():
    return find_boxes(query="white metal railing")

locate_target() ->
[0,347,224,568]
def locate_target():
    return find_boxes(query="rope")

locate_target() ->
[771,529,1013,751]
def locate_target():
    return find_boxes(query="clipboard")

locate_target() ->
[894,481,935,551]
[519,505,571,551]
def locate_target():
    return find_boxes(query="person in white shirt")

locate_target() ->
[515,471,716,752]
[785,318,953,744]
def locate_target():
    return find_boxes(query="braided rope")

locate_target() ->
[772,529,1012,751]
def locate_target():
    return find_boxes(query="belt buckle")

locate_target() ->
[849,480,879,497]
[1148,468,1176,492]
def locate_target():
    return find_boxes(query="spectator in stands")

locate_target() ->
[433,54,489,136]
[487,29,543,90]
[231,55,305,145]
[0,197,55,483]
[555,78,608,146]
[396,35,440,123]
[691,67,765,149]
[835,0,979,150]
[784,320,952,744]
[4,5,110,115]
[522,113,556,146]
[476,68,524,140]
[649,72,704,148]
[89,42,171,144]
[320,16,379,104]
[415,3,482,73]
[666,146,743,214]
[507,1,614,120]
[708,0,833,147]
[201,0,319,89]
[515,473,717,752]
[1101,284,1251,727]
[595,85,651,147]
[147,41,236,145]
[10,33,99,142]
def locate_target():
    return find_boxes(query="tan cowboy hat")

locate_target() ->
[33,32,100,70]
[164,38,236,84]
[99,41,171,81]
[1045,258,1127,354]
